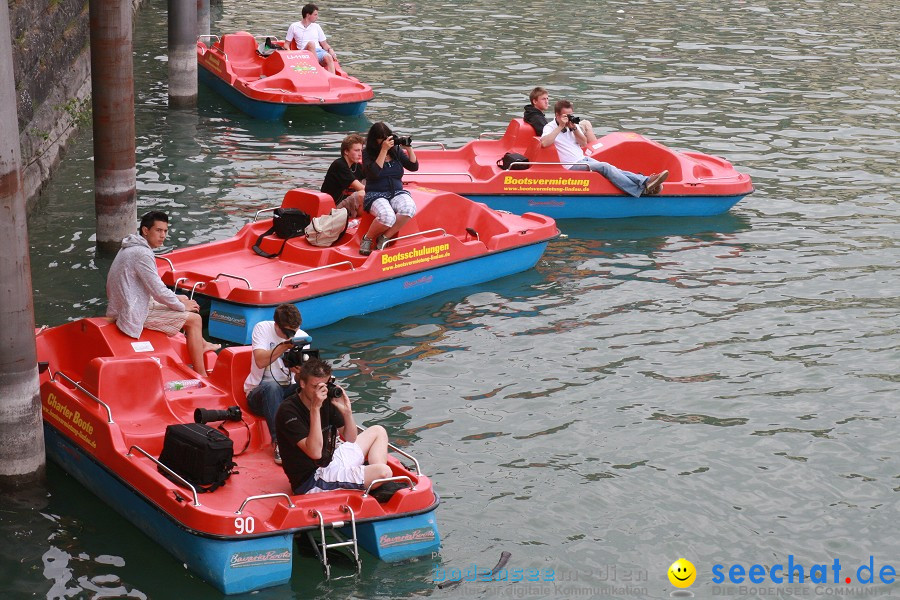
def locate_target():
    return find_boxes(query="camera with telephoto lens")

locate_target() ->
[282,344,320,369]
[567,115,581,124]
[391,134,413,146]
[326,377,344,400]
[194,405,242,424]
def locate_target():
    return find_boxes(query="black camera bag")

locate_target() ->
[497,152,530,170]
[158,423,235,493]
[252,207,312,258]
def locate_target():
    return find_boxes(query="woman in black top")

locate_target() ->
[359,122,418,256]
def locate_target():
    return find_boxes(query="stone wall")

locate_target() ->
[8,0,144,210]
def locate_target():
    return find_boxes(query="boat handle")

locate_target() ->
[508,161,587,168]
[362,476,415,498]
[465,227,479,241]
[252,206,280,222]
[357,424,422,475]
[155,255,175,273]
[411,141,446,150]
[190,273,253,299]
[173,277,188,291]
[197,34,220,45]
[478,131,504,139]
[406,172,474,181]
[278,261,355,288]
[128,445,201,507]
[379,228,447,250]
[235,493,296,515]
[262,88,292,94]
[189,281,205,300]
[52,371,114,424]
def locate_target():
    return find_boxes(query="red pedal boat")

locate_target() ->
[155,187,559,344]
[37,318,440,594]
[405,119,755,218]
[197,31,373,119]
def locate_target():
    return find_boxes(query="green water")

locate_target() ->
[5,0,899,598]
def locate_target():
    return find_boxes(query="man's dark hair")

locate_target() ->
[529,86,548,103]
[554,99,573,115]
[274,303,302,329]
[299,357,332,382]
[341,133,365,156]
[139,210,168,234]
[302,3,318,18]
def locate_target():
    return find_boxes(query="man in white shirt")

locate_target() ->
[541,100,668,197]
[285,3,338,74]
[244,303,308,463]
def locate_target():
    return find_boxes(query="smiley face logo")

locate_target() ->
[668,558,696,588]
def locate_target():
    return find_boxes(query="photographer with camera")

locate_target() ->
[541,100,668,197]
[358,121,418,256]
[275,358,392,495]
[243,303,308,464]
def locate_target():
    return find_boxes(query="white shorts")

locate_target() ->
[301,441,366,494]
[144,299,187,336]
[369,192,416,227]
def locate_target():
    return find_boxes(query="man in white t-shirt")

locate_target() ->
[285,3,338,74]
[541,99,669,197]
[244,303,308,463]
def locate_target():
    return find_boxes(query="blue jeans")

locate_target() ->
[246,381,297,441]
[571,157,649,197]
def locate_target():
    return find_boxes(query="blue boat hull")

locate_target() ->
[464,193,747,219]
[44,424,440,593]
[208,241,550,344]
[198,65,367,120]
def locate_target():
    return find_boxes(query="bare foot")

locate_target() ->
[204,342,222,353]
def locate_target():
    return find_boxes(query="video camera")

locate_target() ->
[391,134,413,146]
[282,344,320,369]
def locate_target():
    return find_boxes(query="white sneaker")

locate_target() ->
[273,443,282,465]
[348,218,360,229]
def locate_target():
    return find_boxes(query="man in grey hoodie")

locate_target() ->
[106,211,219,376]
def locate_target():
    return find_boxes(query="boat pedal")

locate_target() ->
[306,506,362,580]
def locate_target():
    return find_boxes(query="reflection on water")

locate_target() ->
[14,0,900,598]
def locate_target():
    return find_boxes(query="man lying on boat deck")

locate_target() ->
[541,99,669,197]
[524,86,599,139]
[244,303,309,465]
[321,133,365,219]
[276,358,395,494]
[105,211,220,376]
[285,2,338,74]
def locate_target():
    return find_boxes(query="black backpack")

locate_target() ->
[252,207,312,258]
[158,423,236,493]
[497,152,530,170]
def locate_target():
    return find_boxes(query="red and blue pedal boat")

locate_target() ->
[36,318,440,594]
[405,119,754,219]
[196,31,373,119]
[155,187,558,344]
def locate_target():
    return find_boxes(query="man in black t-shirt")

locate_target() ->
[275,358,392,494]
[320,133,365,219]
[523,86,550,136]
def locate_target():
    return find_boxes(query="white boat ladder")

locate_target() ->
[306,505,361,580]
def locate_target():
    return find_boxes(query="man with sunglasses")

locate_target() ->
[244,303,308,464]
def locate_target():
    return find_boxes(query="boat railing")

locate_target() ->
[190,273,253,299]
[52,371,114,424]
[253,207,280,221]
[412,141,446,150]
[478,131,505,139]
[357,424,423,475]
[173,276,188,291]
[278,261,355,288]
[379,228,447,250]
[155,255,175,273]
[407,172,475,181]
[198,34,220,46]
[128,445,201,507]
[362,476,415,498]
[509,161,586,168]
[235,493,296,515]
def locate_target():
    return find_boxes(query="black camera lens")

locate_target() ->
[194,405,242,423]
[568,115,581,124]
[391,134,412,146]
[326,381,343,399]
[282,344,320,369]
